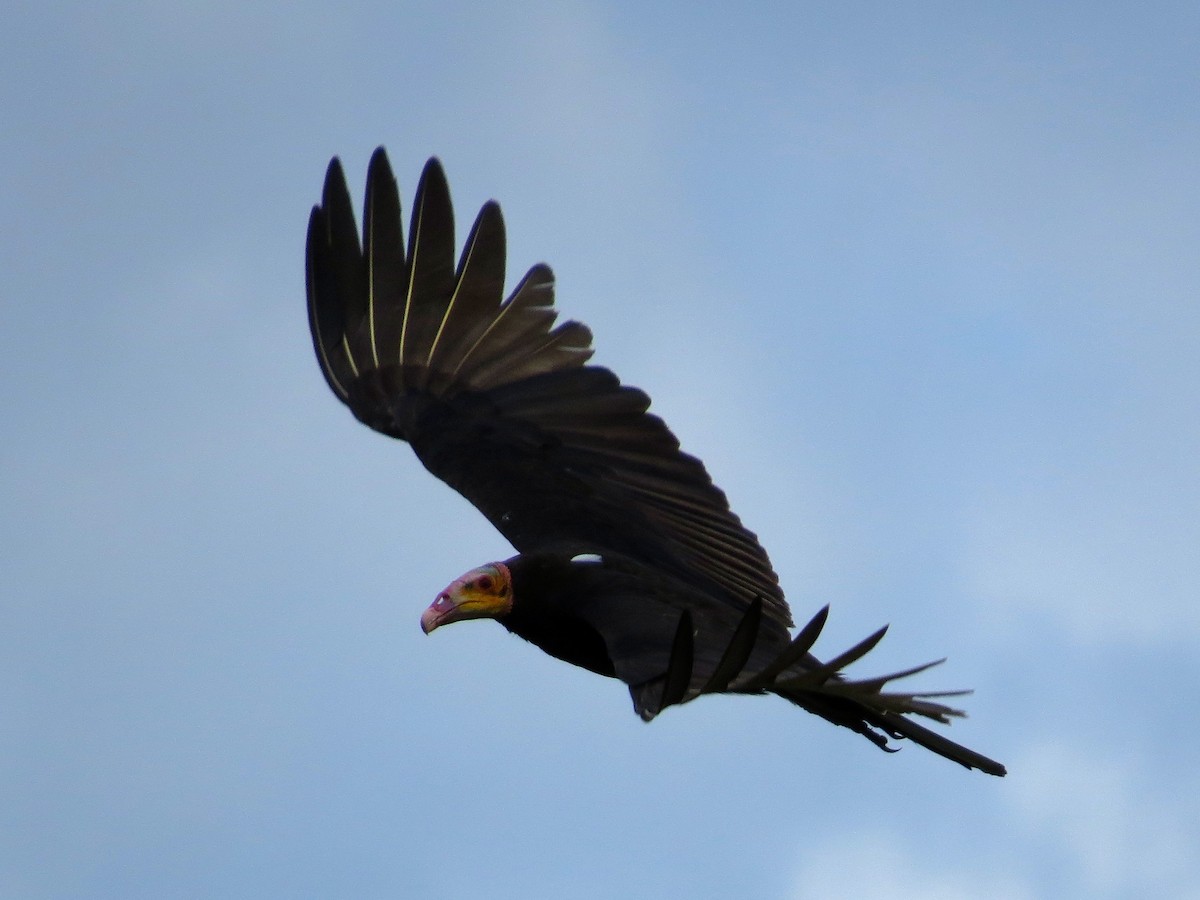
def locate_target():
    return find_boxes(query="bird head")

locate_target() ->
[420,562,513,634]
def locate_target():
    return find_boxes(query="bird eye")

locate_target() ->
[477,575,494,592]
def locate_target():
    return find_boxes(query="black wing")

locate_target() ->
[306,148,791,628]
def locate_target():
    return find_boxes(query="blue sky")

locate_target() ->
[3,3,1199,897]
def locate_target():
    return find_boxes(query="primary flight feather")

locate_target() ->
[306,147,1005,777]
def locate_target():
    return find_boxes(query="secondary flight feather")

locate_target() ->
[305,147,1005,777]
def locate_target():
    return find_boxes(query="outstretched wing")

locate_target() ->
[306,148,791,628]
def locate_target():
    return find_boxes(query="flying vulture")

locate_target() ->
[305,148,1006,777]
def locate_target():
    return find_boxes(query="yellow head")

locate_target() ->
[420,562,513,634]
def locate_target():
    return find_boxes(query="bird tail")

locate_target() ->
[657,601,1006,776]
[769,676,1007,776]
[752,606,1006,776]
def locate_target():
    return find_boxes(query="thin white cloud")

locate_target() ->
[962,483,1200,646]
[791,738,1200,900]
[1008,740,1200,897]
[792,829,1035,900]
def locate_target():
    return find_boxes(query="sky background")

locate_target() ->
[3,3,1199,898]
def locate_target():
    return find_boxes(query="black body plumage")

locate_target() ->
[305,148,1005,776]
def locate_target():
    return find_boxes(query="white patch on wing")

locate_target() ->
[570,553,604,565]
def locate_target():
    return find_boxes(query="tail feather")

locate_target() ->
[772,679,1005,775]
[694,603,1006,776]
[869,710,1008,776]
[765,615,1008,774]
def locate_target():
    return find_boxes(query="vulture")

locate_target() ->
[305,147,1006,777]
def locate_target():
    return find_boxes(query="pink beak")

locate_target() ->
[420,592,457,634]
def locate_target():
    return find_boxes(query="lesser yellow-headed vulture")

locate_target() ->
[305,148,1005,777]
